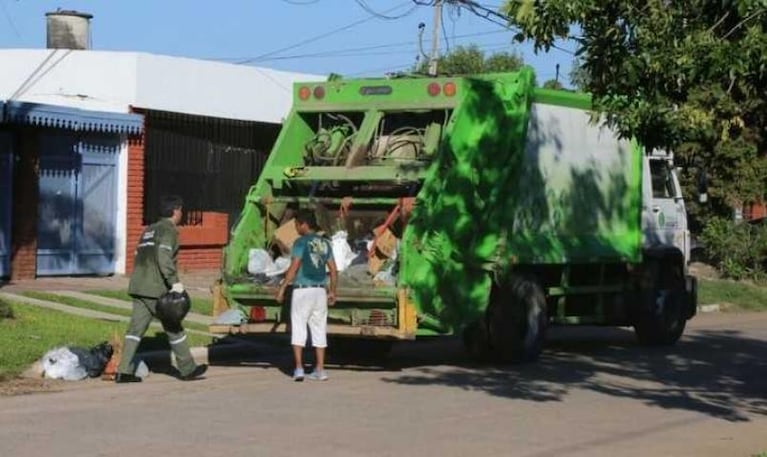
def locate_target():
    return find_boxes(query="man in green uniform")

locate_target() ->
[115,195,207,383]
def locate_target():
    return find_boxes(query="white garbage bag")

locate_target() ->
[265,255,291,277]
[247,248,274,275]
[134,360,149,379]
[213,308,248,325]
[41,347,88,381]
[331,231,357,272]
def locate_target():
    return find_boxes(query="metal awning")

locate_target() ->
[1,100,143,135]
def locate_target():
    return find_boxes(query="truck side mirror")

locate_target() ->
[696,169,708,204]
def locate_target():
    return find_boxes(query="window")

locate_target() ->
[650,160,676,199]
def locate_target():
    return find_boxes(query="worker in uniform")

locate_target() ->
[115,195,207,383]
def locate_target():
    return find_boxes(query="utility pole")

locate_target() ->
[427,0,443,76]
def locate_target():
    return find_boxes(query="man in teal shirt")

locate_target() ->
[276,210,337,381]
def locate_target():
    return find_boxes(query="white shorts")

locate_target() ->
[290,287,328,348]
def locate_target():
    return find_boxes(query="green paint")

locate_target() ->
[221,66,645,336]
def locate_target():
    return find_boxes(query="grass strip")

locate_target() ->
[87,289,214,316]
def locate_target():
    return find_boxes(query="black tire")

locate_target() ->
[633,259,687,346]
[486,275,547,363]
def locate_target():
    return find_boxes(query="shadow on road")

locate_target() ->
[209,325,767,422]
[380,326,767,422]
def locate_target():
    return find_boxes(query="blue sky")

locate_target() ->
[0,0,575,82]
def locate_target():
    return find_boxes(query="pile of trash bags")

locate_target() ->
[247,225,400,288]
[41,342,114,381]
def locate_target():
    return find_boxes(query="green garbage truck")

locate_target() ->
[210,67,698,362]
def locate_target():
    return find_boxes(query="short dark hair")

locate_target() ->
[295,209,317,229]
[159,195,183,218]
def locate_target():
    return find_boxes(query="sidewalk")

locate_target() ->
[0,270,220,299]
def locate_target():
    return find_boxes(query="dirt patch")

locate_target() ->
[0,377,61,397]
[689,262,720,280]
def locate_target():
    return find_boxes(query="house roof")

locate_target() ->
[0,49,322,123]
[2,100,143,135]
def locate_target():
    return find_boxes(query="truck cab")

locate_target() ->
[642,151,691,269]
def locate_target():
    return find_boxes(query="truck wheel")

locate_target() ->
[633,259,687,346]
[486,276,547,363]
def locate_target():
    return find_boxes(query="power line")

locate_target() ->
[260,41,512,62]
[239,1,413,64]
[441,2,451,52]
[449,0,576,55]
[0,0,21,39]
[210,29,509,62]
[354,0,418,20]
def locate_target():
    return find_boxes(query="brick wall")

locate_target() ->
[176,212,228,272]
[10,128,39,280]
[744,202,766,221]
[125,134,145,274]
[124,130,228,273]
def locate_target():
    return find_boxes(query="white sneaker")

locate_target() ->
[293,368,305,382]
[307,370,329,381]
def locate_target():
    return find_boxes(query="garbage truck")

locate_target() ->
[210,66,698,362]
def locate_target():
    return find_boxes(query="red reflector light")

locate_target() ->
[427,82,441,96]
[298,86,311,100]
[249,306,266,322]
[443,81,456,97]
[313,85,325,99]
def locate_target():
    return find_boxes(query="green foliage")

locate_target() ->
[504,0,767,226]
[700,218,767,280]
[0,299,13,321]
[417,44,525,76]
[542,79,565,90]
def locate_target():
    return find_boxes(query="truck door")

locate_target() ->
[645,157,689,258]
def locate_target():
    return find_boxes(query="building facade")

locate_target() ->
[0,49,320,279]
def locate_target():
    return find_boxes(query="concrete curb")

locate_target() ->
[697,303,721,313]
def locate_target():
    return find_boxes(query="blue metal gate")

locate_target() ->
[0,132,12,278]
[37,132,119,276]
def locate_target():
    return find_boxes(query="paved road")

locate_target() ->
[1,312,766,457]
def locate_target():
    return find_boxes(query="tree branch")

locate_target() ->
[722,8,766,39]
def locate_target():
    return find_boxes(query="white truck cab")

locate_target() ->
[642,150,691,270]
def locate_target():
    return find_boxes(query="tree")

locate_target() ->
[542,79,565,90]
[503,0,767,228]
[417,44,525,76]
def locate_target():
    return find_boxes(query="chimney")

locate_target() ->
[45,9,93,50]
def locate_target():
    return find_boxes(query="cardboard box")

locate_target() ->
[373,227,397,258]
[273,218,300,254]
[368,227,398,275]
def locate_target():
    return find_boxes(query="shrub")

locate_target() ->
[700,217,767,280]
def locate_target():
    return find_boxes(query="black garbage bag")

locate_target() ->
[69,341,114,378]
[156,290,191,333]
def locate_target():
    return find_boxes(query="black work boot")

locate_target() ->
[115,373,143,383]
[180,364,208,381]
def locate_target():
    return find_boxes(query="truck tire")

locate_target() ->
[486,275,547,363]
[633,259,687,346]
